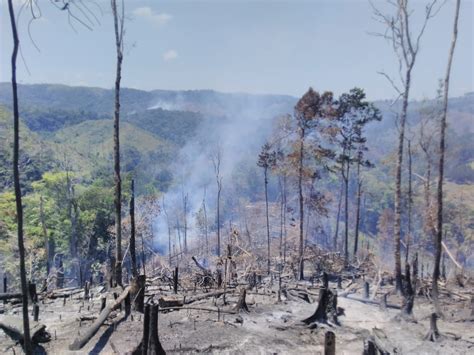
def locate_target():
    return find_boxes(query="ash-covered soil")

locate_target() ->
[1,275,473,354]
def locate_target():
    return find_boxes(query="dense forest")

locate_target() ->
[0,0,472,354]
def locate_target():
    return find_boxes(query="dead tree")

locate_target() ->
[130,179,138,278]
[112,0,125,287]
[371,0,442,293]
[257,142,277,275]
[432,0,461,315]
[212,147,223,257]
[7,0,32,352]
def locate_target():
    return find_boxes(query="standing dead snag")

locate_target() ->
[111,0,125,287]
[302,273,338,325]
[432,0,461,315]
[7,0,32,352]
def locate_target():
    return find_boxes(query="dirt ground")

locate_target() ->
[1,276,473,355]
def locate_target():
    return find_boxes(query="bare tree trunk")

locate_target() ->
[162,197,172,266]
[433,0,461,314]
[264,167,271,274]
[298,128,305,280]
[112,0,124,287]
[343,162,350,261]
[129,179,137,278]
[406,140,413,265]
[394,66,412,293]
[353,162,362,258]
[7,0,32,352]
[203,188,209,256]
[333,177,344,251]
[40,195,52,276]
[183,192,188,253]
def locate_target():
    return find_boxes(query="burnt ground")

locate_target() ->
[1,270,473,355]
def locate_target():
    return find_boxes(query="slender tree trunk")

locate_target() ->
[216,180,222,257]
[183,193,188,253]
[40,195,51,275]
[333,177,344,251]
[129,179,137,278]
[279,176,284,259]
[343,163,350,261]
[282,175,288,263]
[406,140,413,265]
[298,128,305,280]
[112,0,124,287]
[394,67,413,293]
[353,163,362,258]
[433,0,461,314]
[8,1,32,352]
[203,188,209,256]
[264,167,271,274]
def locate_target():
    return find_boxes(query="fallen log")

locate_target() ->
[158,296,184,308]
[0,293,22,301]
[184,290,231,304]
[372,328,399,354]
[341,294,401,310]
[0,315,51,343]
[69,286,131,350]
[192,256,212,275]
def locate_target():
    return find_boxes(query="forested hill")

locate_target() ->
[0,83,472,195]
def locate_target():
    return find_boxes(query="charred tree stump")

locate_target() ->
[233,288,249,313]
[364,282,370,299]
[100,297,106,312]
[132,274,146,312]
[424,313,441,342]
[363,337,376,355]
[173,267,178,295]
[147,304,166,355]
[33,303,39,322]
[3,275,6,293]
[142,303,150,355]
[324,331,336,355]
[303,273,338,325]
[337,276,342,289]
[124,292,131,316]
[28,281,37,303]
[216,269,222,289]
[84,281,90,300]
[401,263,414,318]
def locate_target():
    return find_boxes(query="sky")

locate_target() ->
[0,0,472,101]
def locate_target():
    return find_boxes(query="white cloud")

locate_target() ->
[133,7,172,26]
[163,50,178,61]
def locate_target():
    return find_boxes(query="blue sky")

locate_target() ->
[0,0,472,100]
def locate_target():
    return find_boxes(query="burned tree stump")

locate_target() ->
[424,313,441,342]
[83,281,90,300]
[364,282,370,299]
[142,303,150,355]
[233,288,249,313]
[147,304,166,355]
[131,274,146,312]
[302,273,338,325]
[33,303,40,322]
[173,267,179,294]
[400,263,414,318]
[363,337,376,355]
[324,331,336,355]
